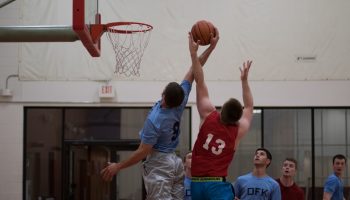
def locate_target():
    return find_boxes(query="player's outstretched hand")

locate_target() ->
[209,27,219,48]
[100,162,121,182]
[188,32,199,56]
[240,60,252,81]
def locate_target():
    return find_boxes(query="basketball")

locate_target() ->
[191,20,216,46]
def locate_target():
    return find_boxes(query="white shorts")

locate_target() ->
[142,151,185,200]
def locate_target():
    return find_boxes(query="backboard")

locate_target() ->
[73,0,101,57]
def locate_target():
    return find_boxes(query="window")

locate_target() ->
[314,109,350,199]
[263,109,312,196]
[228,109,262,181]
[24,107,191,200]
[25,108,63,200]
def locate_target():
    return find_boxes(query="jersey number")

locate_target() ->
[202,133,225,155]
[171,121,180,141]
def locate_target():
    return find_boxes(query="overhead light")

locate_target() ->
[0,88,12,97]
[1,74,18,97]
[253,109,262,114]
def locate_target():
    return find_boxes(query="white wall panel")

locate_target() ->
[0,104,22,200]
[7,0,350,81]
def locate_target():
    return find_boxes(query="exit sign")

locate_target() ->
[99,85,115,98]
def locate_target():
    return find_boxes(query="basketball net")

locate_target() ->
[106,22,153,77]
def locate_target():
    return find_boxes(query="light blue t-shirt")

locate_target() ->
[140,80,191,153]
[184,176,191,200]
[234,172,281,200]
[324,173,344,200]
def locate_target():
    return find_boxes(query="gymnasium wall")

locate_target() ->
[1,0,350,199]
[2,0,350,81]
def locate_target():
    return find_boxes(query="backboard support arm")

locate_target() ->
[0,25,78,42]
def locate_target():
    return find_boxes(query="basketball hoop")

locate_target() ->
[105,22,153,77]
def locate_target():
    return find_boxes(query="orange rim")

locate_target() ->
[106,22,153,34]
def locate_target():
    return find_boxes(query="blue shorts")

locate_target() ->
[191,177,235,200]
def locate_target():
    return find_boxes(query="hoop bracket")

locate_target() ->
[91,24,106,44]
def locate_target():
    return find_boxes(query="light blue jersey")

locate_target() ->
[140,80,191,153]
[184,176,191,200]
[234,173,281,200]
[324,173,344,200]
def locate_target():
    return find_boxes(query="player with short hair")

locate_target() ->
[234,148,281,200]
[276,158,305,200]
[323,154,347,200]
[188,27,254,200]
[100,31,219,199]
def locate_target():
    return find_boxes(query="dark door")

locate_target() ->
[64,141,142,200]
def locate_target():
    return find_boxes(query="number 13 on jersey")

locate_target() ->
[202,133,226,155]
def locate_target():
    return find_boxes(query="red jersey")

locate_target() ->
[276,178,305,200]
[191,111,238,177]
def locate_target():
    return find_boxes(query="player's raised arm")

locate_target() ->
[187,33,213,121]
[183,27,219,84]
[236,60,253,141]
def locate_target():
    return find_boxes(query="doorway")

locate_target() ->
[64,142,142,200]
